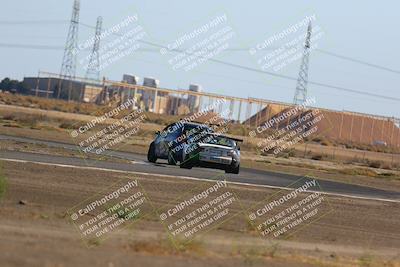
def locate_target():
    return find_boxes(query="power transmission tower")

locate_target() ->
[60,0,80,79]
[85,16,103,81]
[293,21,312,105]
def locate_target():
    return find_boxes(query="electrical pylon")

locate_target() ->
[60,0,80,79]
[293,21,312,105]
[85,16,103,81]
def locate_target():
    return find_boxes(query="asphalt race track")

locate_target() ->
[0,134,399,202]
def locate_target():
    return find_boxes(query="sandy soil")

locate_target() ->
[0,160,399,267]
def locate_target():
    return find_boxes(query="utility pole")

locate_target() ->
[60,0,80,79]
[60,0,80,100]
[293,21,312,105]
[85,16,103,81]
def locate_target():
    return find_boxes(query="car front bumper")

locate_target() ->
[199,153,233,165]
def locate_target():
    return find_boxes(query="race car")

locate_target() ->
[147,121,241,174]
[180,133,242,174]
[147,121,214,165]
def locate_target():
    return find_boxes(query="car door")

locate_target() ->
[155,124,171,158]
[164,124,182,158]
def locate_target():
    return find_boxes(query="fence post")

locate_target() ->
[237,100,242,122]
[46,78,51,98]
[101,77,106,104]
[153,89,158,113]
[339,113,344,140]
[349,115,354,142]
[68,79,72,102]
[370,119,375,144]
[255,102,261,127]
[134,86,138,109]
[246,101,252,127]
[35,72,40,97]
[265,104,271,122]
[360,116,364,143]
[57,78,62,99]
[390,118,395,147]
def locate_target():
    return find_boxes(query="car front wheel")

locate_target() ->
[225,163,240,174]
[147,142,157,163]
[179,153,192,169]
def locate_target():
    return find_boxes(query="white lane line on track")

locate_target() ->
[1,157,399,204]
[130,161,151,165]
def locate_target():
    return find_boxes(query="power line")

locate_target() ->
[69,22,400,102]
[0,20,68,25]
[2,43,400,102]
[7,37,395,102]
[0,43,63,50]
[315,49,400,75]
[207,55,400,102]
[3,20,400,75]
[2,19,400,76]
[117,35,400,102]
[1,20,399,102]
[1,40,399,102]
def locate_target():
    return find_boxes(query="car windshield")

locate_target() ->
[202,134,236,148]
[184,124,212,140]
[184,124,211,134]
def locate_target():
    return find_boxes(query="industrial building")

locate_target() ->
[115,75,202,115]
[23,76,102,103]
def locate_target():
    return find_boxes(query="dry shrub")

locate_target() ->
[368,160,382,169]
[381,163,393,170]
[127,237,204,255]
[320,140,331,146]
[339,168,377,177]
[59,121,79,130]
[311,154,324,160]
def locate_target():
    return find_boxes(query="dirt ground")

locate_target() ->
[0,160,399,267]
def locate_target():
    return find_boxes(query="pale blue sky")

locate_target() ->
[1,0,399,118]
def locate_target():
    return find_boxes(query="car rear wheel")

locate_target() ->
[168,150,177,165]
[147,142,157,163]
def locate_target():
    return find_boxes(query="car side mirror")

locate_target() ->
[155,130,160,135]
[237,145,241,151]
